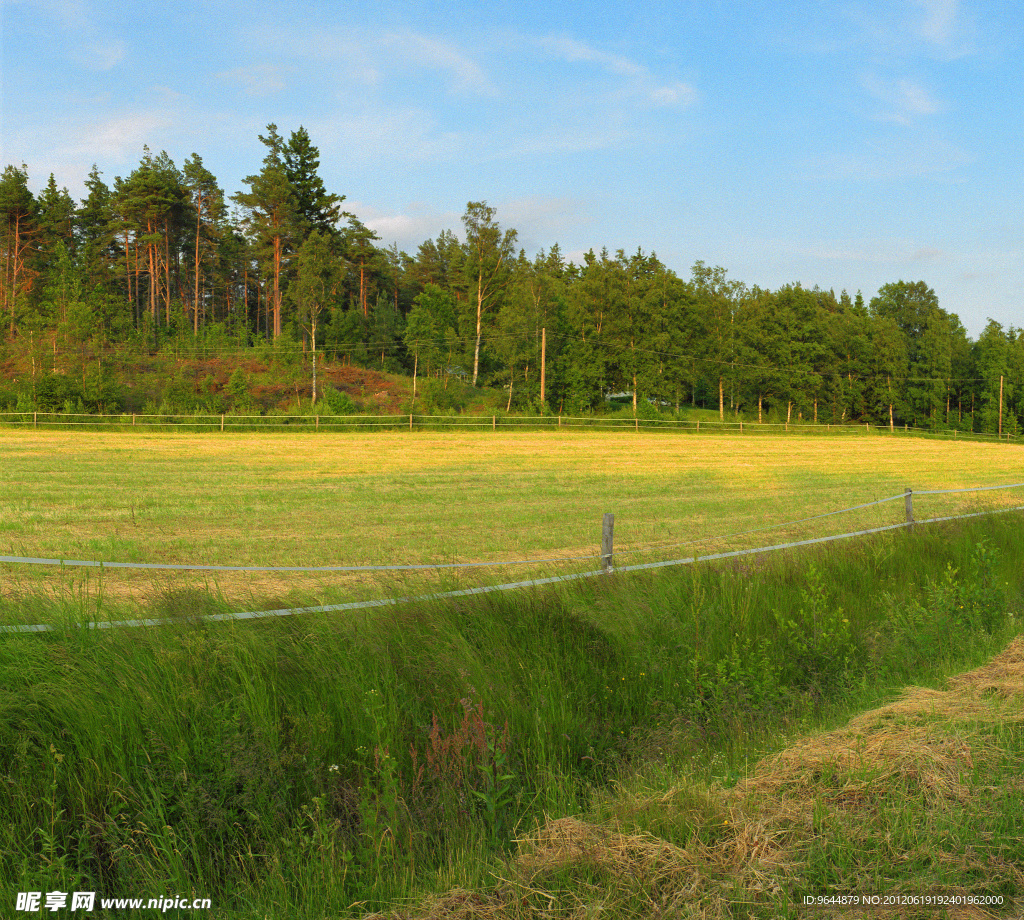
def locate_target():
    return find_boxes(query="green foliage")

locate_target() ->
[33,372,123,413]
[322,387,356,414]
[225,368,252,410]
[417,376,470,413]
[774,564,855,692]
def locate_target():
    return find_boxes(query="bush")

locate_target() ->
[322,388,356,415]
[35,374,83,412]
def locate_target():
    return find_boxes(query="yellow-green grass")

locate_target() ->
[2,428,1023,622]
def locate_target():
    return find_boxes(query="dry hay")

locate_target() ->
[946,635,1024,698]
[738,636,1024,808]
[515,816,688,880]
[373,639,1024,918]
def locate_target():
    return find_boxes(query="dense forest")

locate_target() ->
[1,124,1020,432]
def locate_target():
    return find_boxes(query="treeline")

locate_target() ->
[1,123,1021,431]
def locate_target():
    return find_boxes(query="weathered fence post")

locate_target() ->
[602,513,615,572]
[409,413,413,430]
[493,415,496,430]
[221,414,225,432]
[904,488,915,529]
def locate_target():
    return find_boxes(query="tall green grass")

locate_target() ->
[1,516,1022,917]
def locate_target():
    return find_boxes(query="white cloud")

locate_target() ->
[792,238,948,267]
[218,64,289,97]
[649,82,699,107]
[10,0,124,70]
[7,92,197,196]
[533,34,698,109]
[534,35,645,79]
[353,201,462,251]
[383,32,497,95]
[913,0,959,46]
[305,109,468,165]
[500,195,593,251]
[796,136,971,182]
[861,74,943,125]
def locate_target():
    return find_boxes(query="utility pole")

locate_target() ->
[999,374,1004,437]
[540,325,548,405]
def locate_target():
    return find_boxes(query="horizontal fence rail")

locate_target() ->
[3,484,1024,634]
[0,411,1017,441]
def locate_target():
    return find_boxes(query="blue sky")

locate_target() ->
[2,0,1021,337]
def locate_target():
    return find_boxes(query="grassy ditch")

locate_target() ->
[1,516,1022,917]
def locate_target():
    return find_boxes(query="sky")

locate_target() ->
[1,0,1021,338]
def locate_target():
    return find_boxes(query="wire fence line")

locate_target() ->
[2,484,1023,574]
[0,410,1018,441]
[3,483,1024,634]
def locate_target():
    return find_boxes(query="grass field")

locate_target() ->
[2,427,1024,916]
[1,427,1024,624]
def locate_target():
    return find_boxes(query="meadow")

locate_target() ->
[1,428,1023,918]
[2,427,1024,625]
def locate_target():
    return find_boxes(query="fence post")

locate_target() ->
[904,488,915,528]
[410,413,413,430]
[33,412,37,429]
[493,415,496,430]
[601,513,615,572]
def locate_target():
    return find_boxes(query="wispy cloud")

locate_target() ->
[533,34,698,108]
[10,0,124,70]
[218,64,289,97]
[914,0,960,45]
[299,109,469,166]
[862,74,943,124]
[501,195,594,251]
[8,92,190,193]
[383,32,497,95]
[534,36,645,78]
[796,134,971,182]
[355,201,463,250]
[792,238,948,266]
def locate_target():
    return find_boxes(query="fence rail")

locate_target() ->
[3,483,1023,634]
[0,411,1017,441]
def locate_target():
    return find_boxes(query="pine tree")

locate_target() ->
[233,125,301,340]
[283,126,344,236]
[0,164,38,335]
[182,154,226,333]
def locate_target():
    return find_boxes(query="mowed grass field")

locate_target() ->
[2,427,1023,622]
